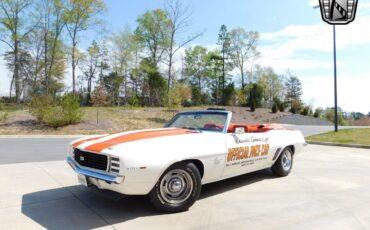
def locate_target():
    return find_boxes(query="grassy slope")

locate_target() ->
[0,107,206,135]
[306,128,370,145]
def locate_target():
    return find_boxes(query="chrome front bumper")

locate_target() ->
[67,157,124,184]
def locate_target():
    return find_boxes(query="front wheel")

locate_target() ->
[149,162,201,212]
[271,147,293,177]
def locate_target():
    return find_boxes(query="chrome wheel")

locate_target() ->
[159,169,194,204]
[281,149,292,171]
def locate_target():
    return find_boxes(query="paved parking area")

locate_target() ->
[1,144,370,230]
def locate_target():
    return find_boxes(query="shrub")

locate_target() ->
[273,97,285,112]
[165,83,192,108]
[314,107,323,118]
[300,106,311,116]
[272,103,278,113]
[60,94,83,124]
[128,95,140,107]
[290,99,302,114]
[0,102,7,124]
[29,94,83,128]
[278,103,285,112]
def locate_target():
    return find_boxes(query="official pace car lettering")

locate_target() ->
[227,144,269,162]
[83,129,196,152]
[226,144,270,167]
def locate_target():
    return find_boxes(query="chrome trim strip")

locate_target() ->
[67,157,123,184]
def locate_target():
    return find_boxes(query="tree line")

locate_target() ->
[1,0,306,113]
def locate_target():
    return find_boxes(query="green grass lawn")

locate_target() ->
[306,128,370,145]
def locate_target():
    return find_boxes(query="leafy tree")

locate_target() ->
[229,28,259,90]
[184,46,209,92]
[64,0,106,94]
[40,0,67,95]
[139,58,167,106]
[223,82,235,106]
[247,83,263,111]
[257,67,284,105]
[206,50,223,105]
[136,9,171,68]
[102,72,123,106]
[0,0,39,102]
[285,73,303,111]
[217,25,232,101]
[110,27,137,104]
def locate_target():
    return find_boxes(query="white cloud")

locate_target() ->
[256,12,370,113]
[260,15,370,56]
[301,74,370,114]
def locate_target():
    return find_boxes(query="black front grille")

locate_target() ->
[74,148,108,171]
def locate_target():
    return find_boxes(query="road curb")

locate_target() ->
[307,141,370,149]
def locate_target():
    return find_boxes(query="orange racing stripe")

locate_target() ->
[72,135,108,148]
[84,129,196,153]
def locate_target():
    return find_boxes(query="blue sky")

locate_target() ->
[1,0,370,113]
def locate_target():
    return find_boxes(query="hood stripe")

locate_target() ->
[84,129,196,153]
[72,135,108,148]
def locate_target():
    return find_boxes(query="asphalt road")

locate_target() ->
[0,125,367,165]
[0,137,75,164]
[1,144,370,230]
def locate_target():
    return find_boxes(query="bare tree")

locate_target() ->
[64,0,106,95]
[80,40,100,104]
[229,28,259,90]
[40,0,66,95]
[164,0,203,92]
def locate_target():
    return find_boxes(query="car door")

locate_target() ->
[222,127,271,178]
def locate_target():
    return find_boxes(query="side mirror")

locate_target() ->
[235,127,245,135]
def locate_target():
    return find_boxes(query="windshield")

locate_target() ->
[165,112,228,132]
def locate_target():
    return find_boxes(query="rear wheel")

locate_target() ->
[149,162,201,212]
[271,147,293,177]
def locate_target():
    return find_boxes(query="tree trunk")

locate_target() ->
[9,75,14,98]
[44,29,49,95]
[222,48,225,105]
[14,41,21,103]
[72,44,76,95]
[71,30,77,95]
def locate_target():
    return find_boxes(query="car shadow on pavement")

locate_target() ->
[21,169,275,229]
[200,169,275,199]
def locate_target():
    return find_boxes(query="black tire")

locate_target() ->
[271,147,293,177]
[149,162,202,212]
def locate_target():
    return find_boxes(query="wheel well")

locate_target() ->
[180,159,204,178]
[286,145,295,154]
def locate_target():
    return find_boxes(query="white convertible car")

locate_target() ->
[67,109,306,212]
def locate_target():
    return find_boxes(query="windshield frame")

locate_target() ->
[164,110,232,133]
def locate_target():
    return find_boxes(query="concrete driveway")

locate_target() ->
[1,144,370,230]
